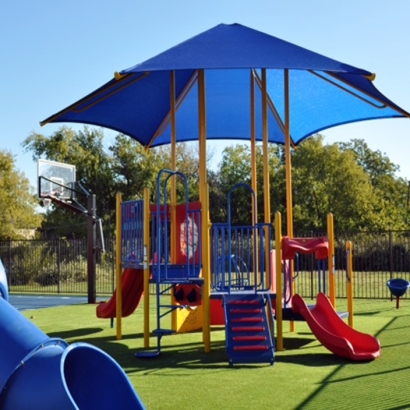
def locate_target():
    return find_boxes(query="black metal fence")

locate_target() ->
[0,238,116,295]
[1,230,410,299]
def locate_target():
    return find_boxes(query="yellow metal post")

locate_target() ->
[261,69,273,301]
[198,69,211,352]
[250,70,257,221]
[275,212,283,351]
[170,71,178,331]
[115,193,123,340]
[202,183,211,353]
[143,188,150,348]
[250,71,261,285]
[327,213,336,307]
[170,71,177,263]
[284,70,295,332]
[284,69,293,238]
[261,69,270,225]
[346,241,354,328]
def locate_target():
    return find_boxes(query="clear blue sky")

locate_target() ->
[2,0,410,190]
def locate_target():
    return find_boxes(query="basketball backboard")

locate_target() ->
[37,159,76,200]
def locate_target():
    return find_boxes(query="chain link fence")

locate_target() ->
[1,230,410,299]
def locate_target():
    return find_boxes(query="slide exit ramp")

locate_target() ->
[0,297,145,409]
[292,293,380,361]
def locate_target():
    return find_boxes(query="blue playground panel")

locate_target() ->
[151,263,202,282]
[211,223,272,292]
[121,199,145,269]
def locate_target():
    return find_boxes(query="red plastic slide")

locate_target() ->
[96,268,144,318]
[292,293,381,361]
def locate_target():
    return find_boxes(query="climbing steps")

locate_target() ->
[224,294,275,366]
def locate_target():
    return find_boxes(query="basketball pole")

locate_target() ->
[87,194,97,304]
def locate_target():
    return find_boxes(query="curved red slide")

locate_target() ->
[97,269,144,318]
[292,293,381,361]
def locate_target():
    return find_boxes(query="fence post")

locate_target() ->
[8,238,12,289]
[310,231,314,300]
[111,238,115,293]
[57,238,61,294]
[389,229,393,280]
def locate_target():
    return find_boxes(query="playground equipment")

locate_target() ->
[99,169,380,363]
[0,296,145,409]
[292,293,380,361]
[211,183,275,365]
[138,170,204,357]
[0,206,144,409]
[96,268,144,319]
[102,173,275,365]
[40,22,409,365]
[274,211,380,361]
[387,278,410,309]
[99,170,205,355]
[0,259,8,301]
[96,196,147,322]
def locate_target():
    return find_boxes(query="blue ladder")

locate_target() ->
[224,294,275,366]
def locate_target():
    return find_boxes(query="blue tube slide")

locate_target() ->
[0,259,8,301]
[0,297,145,409]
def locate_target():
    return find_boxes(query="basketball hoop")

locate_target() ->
[37,159,76,201]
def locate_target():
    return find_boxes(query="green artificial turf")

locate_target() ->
[21,296,410,409]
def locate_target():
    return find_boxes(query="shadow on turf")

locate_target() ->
[278,351,349,367]
[48,327,104,339]
[46,329,349,370]
[48,328,282,370]
[47,327,231,369]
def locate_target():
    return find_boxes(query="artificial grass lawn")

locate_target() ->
[21,296,410,410]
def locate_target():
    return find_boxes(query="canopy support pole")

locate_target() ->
[198,70,211,353]
[170,71,177,262]
[284,69,296,332]
[250,70,257,221]
[115,193,122,340]
[250,70,260,285]
[262,69,271,225]
[284,69,293,237]
[170,71,178,330]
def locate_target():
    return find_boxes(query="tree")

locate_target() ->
[338,139,409,229]
[109,134,159,201]
[23,127,204,237]
[216,143,283,225]
[214,135,409,232]
[291,135,408,232]
[0,150,43,239]
[149,142,202,203]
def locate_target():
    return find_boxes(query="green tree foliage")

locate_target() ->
[216,143,283,225]
[109,134,159,201]
[338,139,409,230]
[22,126,409,237]
[292,136,378,232]
[23,127,202,236]
[215,135,408,233]
[152,143,202,203]
[0,150,43,239]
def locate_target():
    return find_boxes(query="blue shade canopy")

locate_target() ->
[41,23,409,147]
